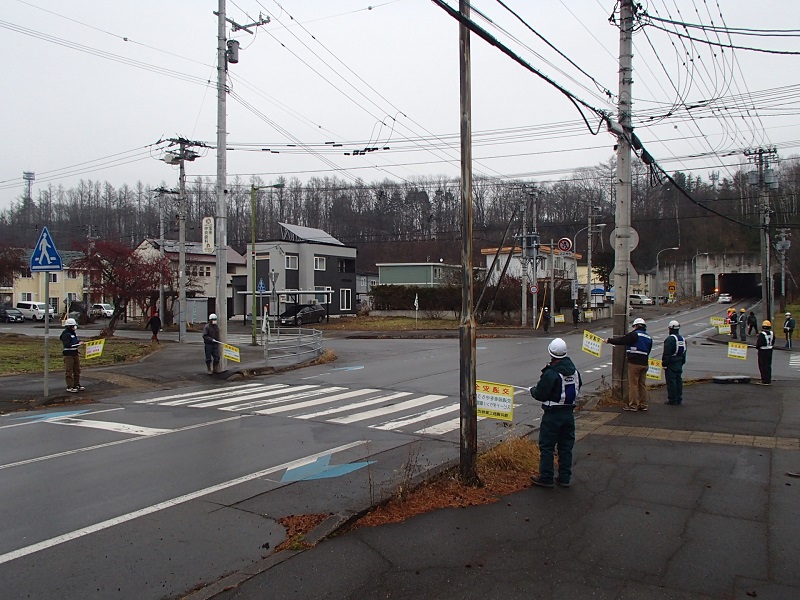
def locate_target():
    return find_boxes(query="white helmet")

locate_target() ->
[786,312,792,317]
[633,317,646,327]
[209,313,217,321]
[548,337,568,359]
[668,320,680,329]
[65,318,77,327]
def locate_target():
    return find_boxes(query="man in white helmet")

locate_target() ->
[662,320,686,405]
[605,317,653,411]
[202,314,221,374]
[528,337,582,488]
[59,317,85,393]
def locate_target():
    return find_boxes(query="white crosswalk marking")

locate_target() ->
[790,355,800,372]
[136,384,492,437]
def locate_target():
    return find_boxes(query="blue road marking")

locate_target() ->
[281,453,375,482]
[13,410,91,422]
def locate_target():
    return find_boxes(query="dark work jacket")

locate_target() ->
[606,328,652,366]
[530,357,582,411]
[202,323,220,345]
[60,327,80,356]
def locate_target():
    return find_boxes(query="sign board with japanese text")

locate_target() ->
[202,217,215,254]
[710,316,725,327]
[727,342,748,360]
[222,343,240,363]
[84,339,105,360]
[582,330,603,357]
[717,324,731,334]
[476,380,514,421]
[647,358,663,380]
[554,314,565,323]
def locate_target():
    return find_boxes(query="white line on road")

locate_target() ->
[51,419,171,436]
[0,440,369,566]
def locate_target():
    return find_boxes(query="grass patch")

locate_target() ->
[0,333,157,376]
[350,436,540,529]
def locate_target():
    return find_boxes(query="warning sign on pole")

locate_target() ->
[582,330,603,357]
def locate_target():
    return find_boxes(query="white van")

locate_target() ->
[16,301,55,321]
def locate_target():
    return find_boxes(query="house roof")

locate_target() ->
[21,249,84,267]
[481,246,582,259]
[279,223,343,246]
[144,239,246,265]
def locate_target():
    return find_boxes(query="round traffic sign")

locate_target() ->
[530,285,538,294]
[557,237,572,252]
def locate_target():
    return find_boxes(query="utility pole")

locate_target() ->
[520,202,527,327]
[610,0,635,399]
[776,228,791,312]
[549,238,555,317]
[531,196,539,331]
[214,1,270,369]
[457,0,478,485]
[745,146,778,323]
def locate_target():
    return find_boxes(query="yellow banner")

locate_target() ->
[647,358,662,380]
[717,324,731,334]
[727,342,748,360]
[710,316,725,326]
[84,339,105,360]
[582,330,603,357]
[222,343,240,363]
[554,314,565,323]
[476,380,514,421]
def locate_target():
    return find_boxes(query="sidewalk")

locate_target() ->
[206,379,800,600]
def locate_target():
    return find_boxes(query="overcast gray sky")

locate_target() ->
[2,0,798,209]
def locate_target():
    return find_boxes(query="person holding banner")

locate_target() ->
[59,317,85,393]
[202,313,221,374]
[605,317,653,412]
[738,308,747,341]
[528,338,582,488]
[729,309,739,340]
[542,307,551,334]
[662,320,687,405]
[755,320,774,385]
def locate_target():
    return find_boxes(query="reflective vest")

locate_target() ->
[670,333,686,356]
[627,331,653,357]
[543,372,581,408]
[759,330,774,350]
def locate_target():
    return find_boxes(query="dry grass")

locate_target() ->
[350,436,540,529]
[317,316,460,331]
[275,514,330,552]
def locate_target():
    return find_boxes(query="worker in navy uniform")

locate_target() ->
[729,308,739,340]
[542,307,551,333]
[60,318,85,393]
[738,308,747,341]
[605,317,653,412]
[529,338,582,488]
[662,320,687,405]
[755,320,775,385]
[784,312,795,349]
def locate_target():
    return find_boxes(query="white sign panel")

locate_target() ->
[202,217,215,254]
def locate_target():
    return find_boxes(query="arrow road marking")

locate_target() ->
[280,453,375,482]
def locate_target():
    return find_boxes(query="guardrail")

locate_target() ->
[264,327,323,363]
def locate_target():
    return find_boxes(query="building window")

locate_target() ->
[314,257,326,271]
[205,266,212,277]
[20,292,32,302]
[286,255,299,270]
[359,276,366,288]
[315,285,332,304]
[369,279,378,289]
[433,267,442,279]
[48,273,58,283]
[21,269,32,278]
[68,292,79,301]
[67,269,79,279]
[340,288,352,311]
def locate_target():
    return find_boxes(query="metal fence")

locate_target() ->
[264,327,323,364]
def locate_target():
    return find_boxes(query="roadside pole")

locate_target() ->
[44,275,50,397]
[31,226,63,399]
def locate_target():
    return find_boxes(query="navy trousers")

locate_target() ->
[538,408,575,484]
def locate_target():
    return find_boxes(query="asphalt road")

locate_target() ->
[0,302,796,598]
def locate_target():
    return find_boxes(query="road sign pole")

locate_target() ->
[44,275,50,397]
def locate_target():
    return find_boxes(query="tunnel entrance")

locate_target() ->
[718,272,760,299]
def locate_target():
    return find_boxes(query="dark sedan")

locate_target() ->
[0,308,25,323]
[279,304,327,326]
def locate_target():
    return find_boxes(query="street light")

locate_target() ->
[572,207,604,308]
[251,182,284,346]
[655,247,679,304]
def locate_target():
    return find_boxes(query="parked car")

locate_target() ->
[16,301,55,321]
[629,294,654,306]
[717,293,732,304]
[279,304,327,326]
[90,303,115,317]
[0,307,25,323]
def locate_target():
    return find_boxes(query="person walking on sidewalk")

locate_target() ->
[147,310,162,344]
[59,318,85,393]
[747,311,758,336]
[528,338,582,488]
[784,312,795,349]
[662,320,687,405]
[572,304,580,328]
[729,308,739,340]
[605,317,653,411]
[202,313,221,374]
[542,307,551,334]
[738,308,747,341]
[755,320,774,385]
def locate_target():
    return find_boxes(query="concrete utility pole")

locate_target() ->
[585,206,601,308]
[457,0,478,485]
[214,1,270,368]
[776,228,791,311]
[520,202,528,327]
[531,197,539,331]
[745,146,778,324]
[549,238,555,316]
[611,0,635,399]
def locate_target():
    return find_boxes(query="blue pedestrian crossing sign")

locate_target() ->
[257,278,266,293]
[30,227,63,272]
